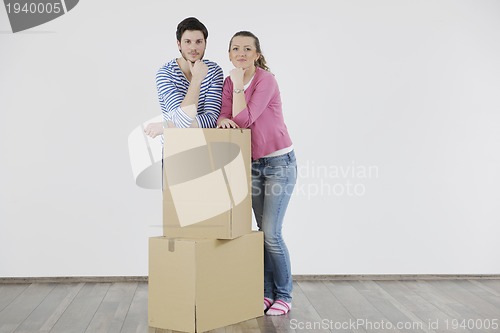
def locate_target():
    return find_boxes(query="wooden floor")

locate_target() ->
[1,279,500,333]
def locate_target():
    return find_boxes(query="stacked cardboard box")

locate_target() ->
[148,128,263,332]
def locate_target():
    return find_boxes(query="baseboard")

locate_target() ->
[1,274,499,284]
[0,276,148,284]
[292,274,500,281]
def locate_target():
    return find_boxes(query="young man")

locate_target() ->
[145,17,223,137]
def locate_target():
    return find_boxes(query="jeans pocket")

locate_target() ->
[266,155,291,168]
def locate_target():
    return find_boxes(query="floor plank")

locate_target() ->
[298,280,364,333]
[13,282,84,333]
[351,280,428,333]
[426,280,500,321]
[424,280,500,332]
[121,283,149,333]
[468,280,500,297]
[255,315,279,333]
[325,280,405,333]
[0,283,55,333]
[232,318,261,333]
[85,282,138,333]
[48,282,111,333]
[375,280,470,333]
[474,279,500,296]
[0,285,29,312]
[403,280,483,333]
[0,279,499,333]
[453,280,500,311]
[281,281,313,333]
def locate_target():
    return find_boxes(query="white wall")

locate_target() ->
[1,0,499,277]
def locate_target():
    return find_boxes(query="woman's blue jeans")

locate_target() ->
[251,150,297,303]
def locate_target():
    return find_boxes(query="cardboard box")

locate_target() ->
[162,128,252,239]
[148,232,264,332]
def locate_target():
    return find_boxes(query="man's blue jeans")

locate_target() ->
[251,150,297,303]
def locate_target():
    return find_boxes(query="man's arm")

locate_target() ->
[180,60,208,110]
[195,64,224,128]
[156,66,196,128]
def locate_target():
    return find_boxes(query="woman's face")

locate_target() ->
[229,36,260,70]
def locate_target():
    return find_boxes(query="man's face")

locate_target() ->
[177,30,206,63]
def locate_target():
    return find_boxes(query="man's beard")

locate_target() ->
[180,50,205,64]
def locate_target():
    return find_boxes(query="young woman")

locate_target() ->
[217,31,297,316]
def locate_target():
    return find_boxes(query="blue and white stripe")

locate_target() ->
[156,59,223,128]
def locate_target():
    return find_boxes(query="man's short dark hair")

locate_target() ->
[176,17,208,42]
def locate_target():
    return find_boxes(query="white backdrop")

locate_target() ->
[1,0,499,277]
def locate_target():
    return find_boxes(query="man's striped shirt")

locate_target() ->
[156,59,223,128]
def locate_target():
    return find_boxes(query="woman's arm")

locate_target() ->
[232,72,278,128]
[229,68,247,118]
[217,77,234,123]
